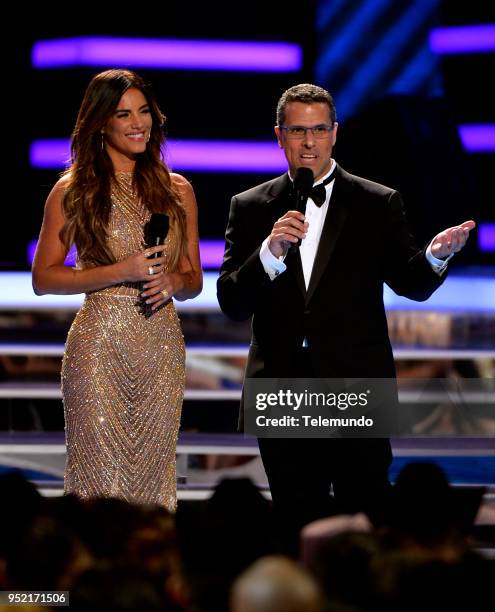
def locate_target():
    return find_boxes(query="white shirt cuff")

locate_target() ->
[426,241,453,275]
[259,237,287,280]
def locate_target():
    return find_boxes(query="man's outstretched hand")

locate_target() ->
[430,220,476,259]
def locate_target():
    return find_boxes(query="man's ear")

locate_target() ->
[274,126,283,148]
[332,122,338,145]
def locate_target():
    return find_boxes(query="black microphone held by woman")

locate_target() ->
[143,213,169,316]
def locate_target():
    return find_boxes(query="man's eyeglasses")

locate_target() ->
[279,124,334,139]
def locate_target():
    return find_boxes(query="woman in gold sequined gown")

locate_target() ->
[32,70,202,511]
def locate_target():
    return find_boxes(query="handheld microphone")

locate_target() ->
[293,167,314,248]
[144,213,170,255]
[142,213,169,316]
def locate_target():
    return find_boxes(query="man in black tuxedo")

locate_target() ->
[217,84,474,540]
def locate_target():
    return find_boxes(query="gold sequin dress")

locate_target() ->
[62,172,185,511]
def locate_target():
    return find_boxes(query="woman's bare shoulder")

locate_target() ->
[170,172,191,189]
[51,172,72,194]
[170,173,197,211]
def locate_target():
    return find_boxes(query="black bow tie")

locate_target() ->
[308,173,335,207]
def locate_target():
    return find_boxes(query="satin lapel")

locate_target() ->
[266,173,292,214]
[266,175,306,299]
[305,170,349,305]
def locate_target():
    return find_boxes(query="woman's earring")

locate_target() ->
[100,131,105,150]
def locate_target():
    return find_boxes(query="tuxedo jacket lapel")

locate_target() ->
[306,166,349,305]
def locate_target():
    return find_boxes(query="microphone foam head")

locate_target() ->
[144,213,170,243]
[293,167,314,196]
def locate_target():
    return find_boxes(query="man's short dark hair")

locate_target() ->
[276,83,337,126]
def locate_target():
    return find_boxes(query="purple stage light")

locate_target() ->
[30,126,494,172]
[164,140,287,172]
[28,239,225,268]
[32,37,302,72]
[430,24,495,54]
[199,240,225,268]
[30,139,287,172]
[27,240,37,265]
[458,125,495,153]
[30,139,70,169]
[479,224,495,253]
[28,239,77,266]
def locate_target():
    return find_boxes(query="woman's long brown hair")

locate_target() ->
[60,69,187,271]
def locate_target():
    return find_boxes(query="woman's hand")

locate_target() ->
[141,271,185,310]
[115,245,167,283]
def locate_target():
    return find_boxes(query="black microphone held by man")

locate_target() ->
[292,167,314,249]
